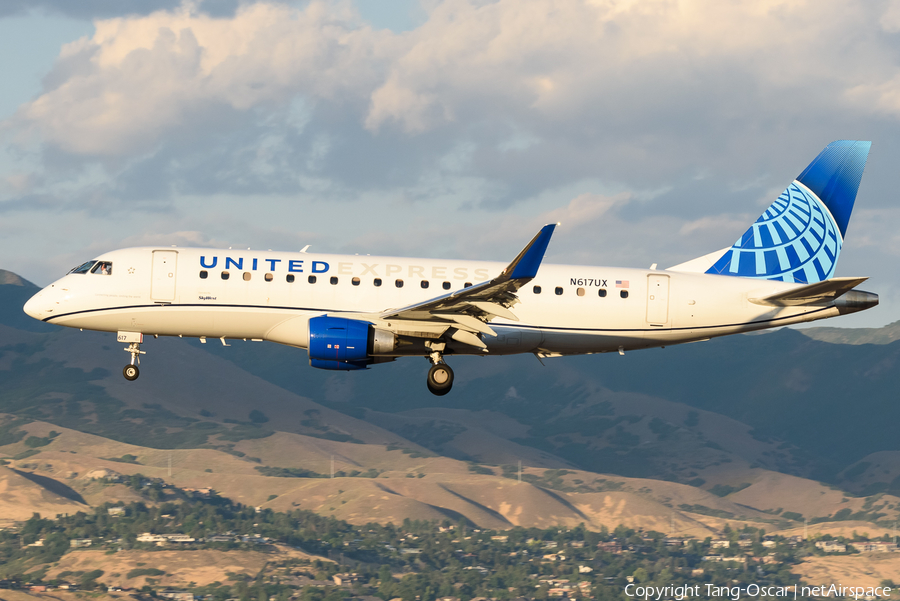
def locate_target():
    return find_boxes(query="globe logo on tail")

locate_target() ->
[707,181,841,284]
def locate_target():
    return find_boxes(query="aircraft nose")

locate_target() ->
[23,290,47,320]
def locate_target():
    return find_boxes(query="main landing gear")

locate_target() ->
[425,342,454,396]
[123,341,145,381]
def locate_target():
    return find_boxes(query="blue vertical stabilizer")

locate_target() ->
[705,141,870,283]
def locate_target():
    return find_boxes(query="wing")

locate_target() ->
[342,223,557,350]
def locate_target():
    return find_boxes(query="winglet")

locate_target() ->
[505,223,557,280]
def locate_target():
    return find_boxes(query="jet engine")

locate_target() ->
[308,316,397,370]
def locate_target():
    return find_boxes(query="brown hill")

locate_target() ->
[793,553,900,589]
[778,521,899,539]
[42,547,328,588]
[0,466,88,526]
[1,418,862,537]
[0,269,29,286]
[363,407,574,468]
[727,470,900,521]
[837,451,900,495]
[0,591,120,601]
[365,388,807,487]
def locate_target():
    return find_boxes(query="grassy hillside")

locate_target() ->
[800,321,900,345]
[0,465,89,526]
[4,418,900,537]
[179,320,900,484]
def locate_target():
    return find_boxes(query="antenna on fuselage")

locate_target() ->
[300,245,310,253]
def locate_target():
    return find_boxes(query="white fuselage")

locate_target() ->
[24,246,854,357]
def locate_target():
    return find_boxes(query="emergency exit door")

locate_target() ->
[151,250,178,302]
[646,274,670,325]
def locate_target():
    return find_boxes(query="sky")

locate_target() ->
[2,0,900,328]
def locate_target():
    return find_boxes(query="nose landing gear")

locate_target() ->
[425,342,454,396]
[122,341,145,381]
[117,331,145,381]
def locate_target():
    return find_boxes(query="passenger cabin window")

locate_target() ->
[598,289,607,297]
[221,271,230,280]
[533,285,541,294]
[243,272,252,281]
[577,287,585,296]
[374,278,382,287]
[330,276,339,285]
[200,270,208,279]
[555,287,563,295]
[308,275,317,284]
[443,281,451,290]
[265,273,273,282]
[91,261,113,275]
[421,280,429,289]
[352,277,360,286]
[464,282,472,288]
[286,274,295,283]
[69,260,97,274]
[395,279,404,288]
[620,290,629,298]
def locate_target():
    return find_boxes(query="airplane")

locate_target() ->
[23,140,878,395]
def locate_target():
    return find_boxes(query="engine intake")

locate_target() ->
[308,316,397,370]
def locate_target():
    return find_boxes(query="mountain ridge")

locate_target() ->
[3,269,900,510]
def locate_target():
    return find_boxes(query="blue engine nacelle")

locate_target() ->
[308,316,396,371]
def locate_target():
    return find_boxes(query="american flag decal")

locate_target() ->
[616,280,629,288]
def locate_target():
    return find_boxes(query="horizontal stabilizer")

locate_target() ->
[749,277,868,306]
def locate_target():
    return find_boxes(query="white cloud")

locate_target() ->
[13,0,900,167]
[15,1,393,156]
[5,0,900,327]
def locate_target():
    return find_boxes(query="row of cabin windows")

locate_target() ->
[533,285,628,298]
[199,270,471,288]
[199,270,629,297]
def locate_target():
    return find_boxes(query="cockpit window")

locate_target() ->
[69,261,97,274]
[91,261,113,275]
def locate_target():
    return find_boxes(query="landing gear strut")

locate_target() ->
[123,342,144,381]
[425,342,453,396]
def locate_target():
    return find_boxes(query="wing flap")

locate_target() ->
[749,276,869,306]
[451,329,486,349]
[433,313,497,336]
[465,300,519,321]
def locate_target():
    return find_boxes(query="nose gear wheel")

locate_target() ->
[123,342,145,381]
